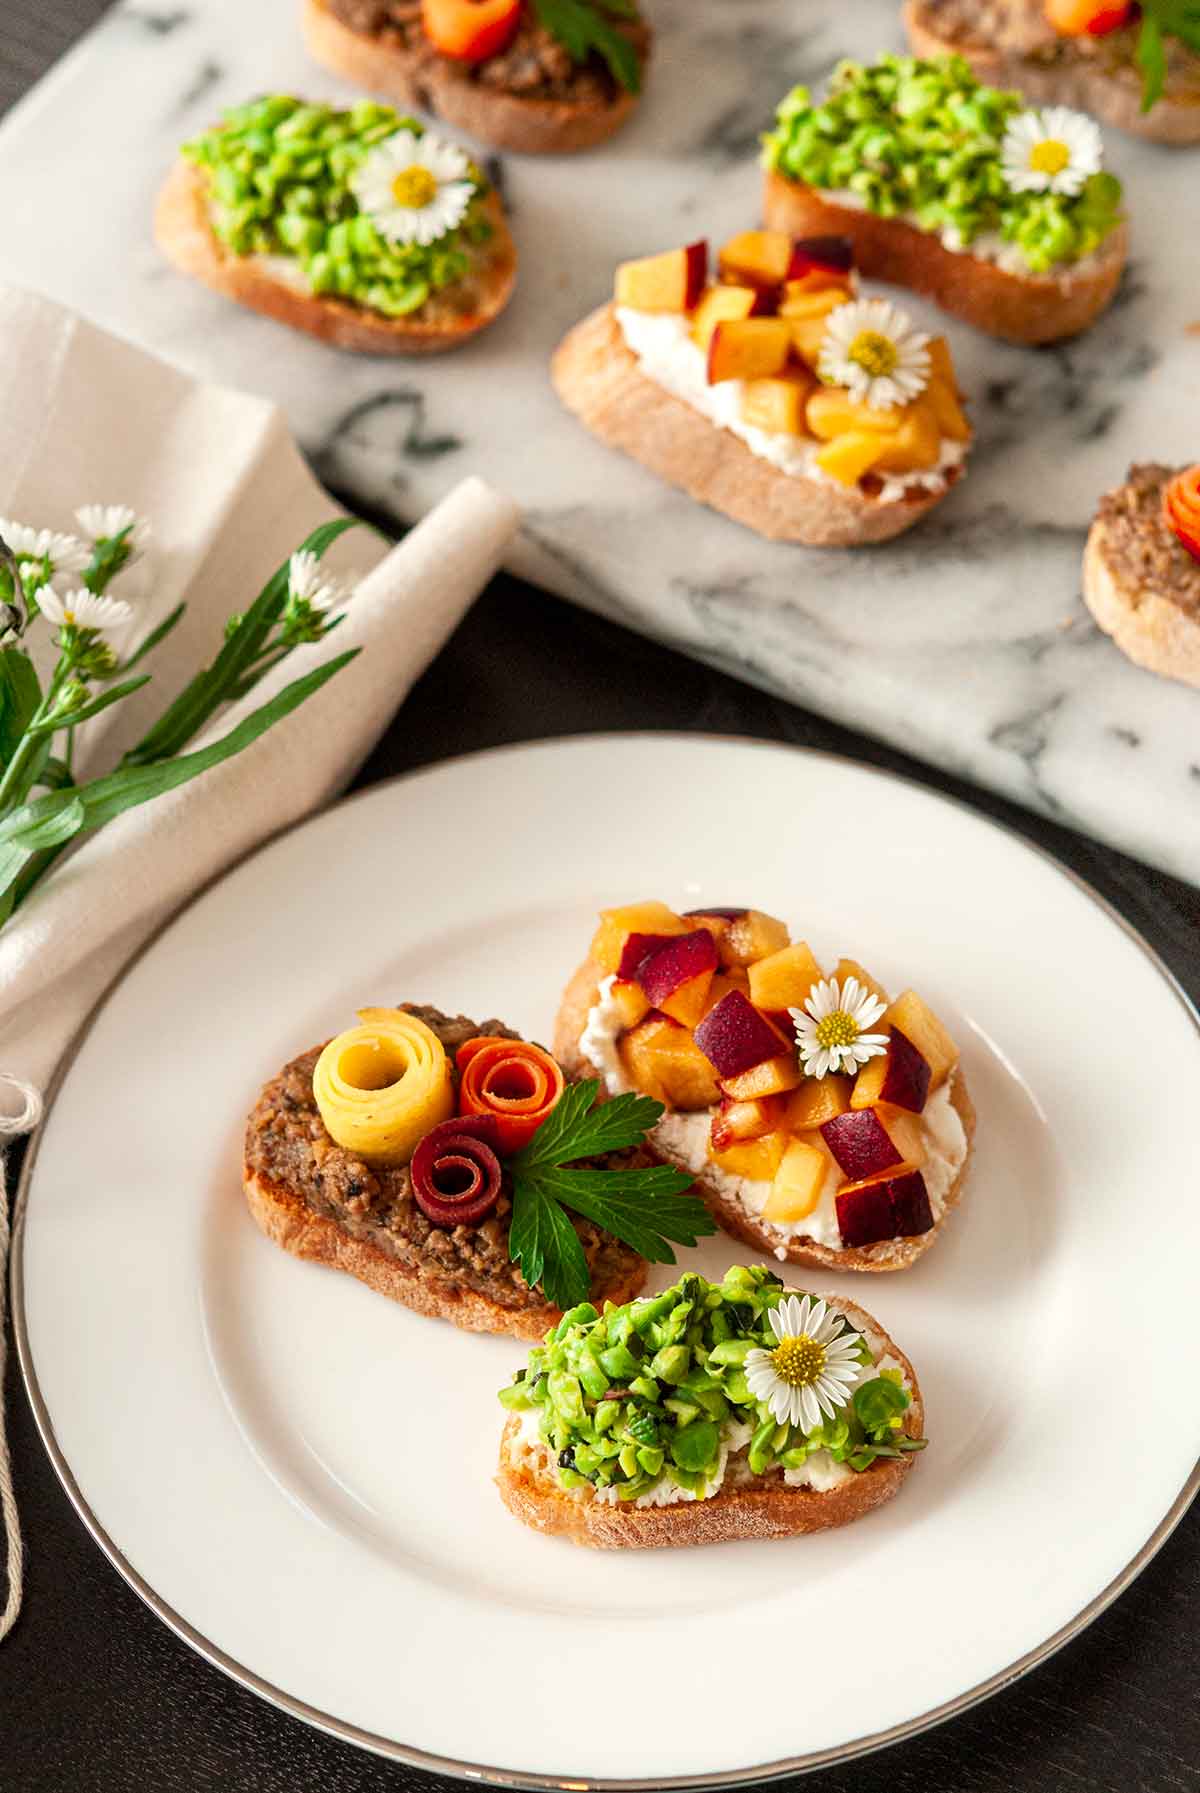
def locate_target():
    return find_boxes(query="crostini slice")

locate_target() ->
[156,95,516,353]
[1083,462,1200,687]
[244,1002,715,1339]
[302,0,650,155]
[762,54,1128,344]
[497,1267,925,1548]
[553,903,975,1273]
[553,233,971,547]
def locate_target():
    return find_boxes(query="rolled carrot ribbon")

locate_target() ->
[313,1007,454,1165]
[1164,465,1200,563]
[456,1036,566,1155]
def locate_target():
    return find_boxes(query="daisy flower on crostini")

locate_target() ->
[75,504,151,554]
[745,1295,865,1434]
[817,298,931,411]
[0,518,90,579]
[1001,106,1102,197]
[351,130,474,247]
[790,975,888,1080]
[35,586,133,633]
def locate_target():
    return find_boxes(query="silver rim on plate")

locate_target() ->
[12,733,1200,1788]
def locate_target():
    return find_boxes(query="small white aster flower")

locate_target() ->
[745,1295,866,1434]
[0,518,90,577]
[1000,106,1102,197]
[75,503,151,553]
[288,549,353,614]
[351,129,474,247]
[818,298,931,411]
[36,585,134,633]
[790,976,888,1080]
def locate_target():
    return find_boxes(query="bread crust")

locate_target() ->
[763,170,1127,346]
[154,157,516,354]
[904,0,1200,146]
[496,1295,923,1547]
[555,956,976,1274]
[552,303,961,546]
[243,1166,647,1340]
[302,0,639,154]
[1083,519,1200,688]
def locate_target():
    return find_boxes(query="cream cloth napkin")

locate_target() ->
[0,286,519,1637]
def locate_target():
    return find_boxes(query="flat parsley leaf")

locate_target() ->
[509,1081,713,1309]
[531,0,643,93]
[1137,1,1200,111]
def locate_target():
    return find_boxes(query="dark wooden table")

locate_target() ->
[3,6,1199,1790]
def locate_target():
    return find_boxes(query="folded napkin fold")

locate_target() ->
[0,286,519,1638]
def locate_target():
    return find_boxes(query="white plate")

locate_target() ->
[16,734,1200,1786]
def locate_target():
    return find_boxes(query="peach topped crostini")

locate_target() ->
[552,232,971,546]
[554,903,976,1272]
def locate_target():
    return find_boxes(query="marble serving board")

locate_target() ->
[0,0,1197,879]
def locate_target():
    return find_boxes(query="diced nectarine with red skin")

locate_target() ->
[689,283,767,352]
[725,910,790,966]
[720,1053,803,1101]
[882,992,958,1088]
[707,318,792,386]
[820,1108,904,1182]
[739,373,813,437]
[617,930,687,981]
[762,1135,832,1222]
[780,270,854,305]
[709,1094,786,1150]
[807,391,903,439]
[836,1168,933,1246]
[610,979,651,1030]
[634,929,718,1029]
[815,431,888,486]
[872,399,941,473]
[877,1106,927,1169]
[619,1014,720,1111]
[717,230,797,291]
[851,1027,931,1114]
[888,1170,935,1236]
[791,235,854,276]
[747,940,822,1018]
[709,1129,789,1182]
[591,903,689,975]
[701,968,750,1016]
[614,240,707,313]
[784,1074,852,1131]
[693,990,788,1078]
[831,957,890,1007]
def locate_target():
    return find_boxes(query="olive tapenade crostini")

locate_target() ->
[497,1267,926,1548]
[303,0,650,155]
[1083,462,1200,686]
[554,902,975,1273]
[155,96,515,353]
[244,1003,713,1338]
[762,55,1128,344]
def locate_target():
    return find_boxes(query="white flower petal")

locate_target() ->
[799,1385,821,1434]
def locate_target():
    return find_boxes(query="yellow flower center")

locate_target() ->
[847,330,898,379]
[814,1010,859,1051]
[391,166,438,210]
[1029,139,1070,176]
[63,609,76,626]
[772,1334,826,1388]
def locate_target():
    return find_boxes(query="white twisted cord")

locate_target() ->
[0,1073,43,1642]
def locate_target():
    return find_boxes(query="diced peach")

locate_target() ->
[927,336,955,389]
[689,283,765,352]
[807,389,903,439]
[739,373,813,437]
[718,230,796,291]
[747,940,822,1017]
[831,957,890,1007]
[720,1053,803,1101]
[659,974,715,1029]
[780,270,854,304]
[590,902,689,975]
[701,968,750,1016]
[851,1028,930,1114]
[871,399,941,473]
[610,979,651,1030]
[815,432,888,486]
[619,1014,721,1111]
[776,286,850,324]
[614,240,707,313]
[878,1106,926,1169]
[927,377,971,443]
[762,1136,832,1222]
[787,315,831,369]
[725,910,790,966]
[882,992,959,1088]
[709,1094,787,1150]
[784,1074,852,1131]
[709,1129,789,1182]
[707,318,792,385]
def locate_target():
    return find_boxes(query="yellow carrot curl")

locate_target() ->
[312,1007,454,1165]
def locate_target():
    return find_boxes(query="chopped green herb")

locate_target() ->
[531,0,643,93]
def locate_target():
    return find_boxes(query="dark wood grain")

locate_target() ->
[2,11,1198,1793]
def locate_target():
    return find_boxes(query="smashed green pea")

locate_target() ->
[181,94,492,317]
[763,54,1123,276]
[498,1268,926,1506]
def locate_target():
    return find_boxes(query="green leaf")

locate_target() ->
[1135,13,1167,111]
[28,676,151,735]
[0,648,42,766]
[3,794,85,853]
[120,602,186,671]
[525,1166,713,1264]
[515,1080,667,1168]
[530,0,642,91]
[509,1177,591,1310]
[852,1375,911,1434]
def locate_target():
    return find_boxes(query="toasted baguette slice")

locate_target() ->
[763,170,1126,346]
[303,0,640,155]
[1083,498,1200,689]
[552,303,962,546]
[555,956,976,1273]
[497,1294,922,1548]
[904,0,1200,146]
[154,158,516,354]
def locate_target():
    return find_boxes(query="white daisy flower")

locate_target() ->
[351,129,474,248]
[36,586,134,633]
[288,549,352,614]
[818,298,931,411]
[1000,106,1103,197]
[0,518,90,577]
[789,975,888,1080]
[745,1295,866,1434]
[75,503,151,553]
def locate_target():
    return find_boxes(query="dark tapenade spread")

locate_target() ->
[919,0,1199,86]
[1098,463,1200,615]
[244,1004,644,1311]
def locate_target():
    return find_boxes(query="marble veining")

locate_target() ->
[0,0,1197,880]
